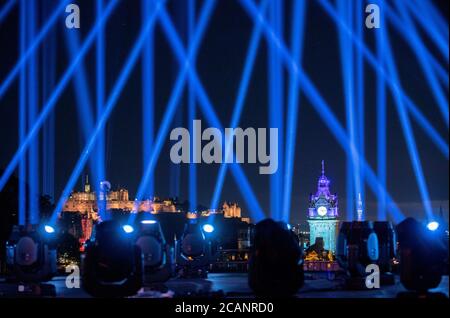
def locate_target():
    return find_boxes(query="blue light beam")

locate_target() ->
[0,0,119,192]
[392,0,448,127]
[27,0,39,224]
[50,0,164,224]
[96,0,107,208]
[0,0,70,100]
[316,0,448,158]
[210,0,268,212]
[141,0,155,200]
[63,22,104,219]
[404,0,448,64]
[188,0,197,212]
[129,0,217,223]
[0,0,16,24]
[281,0,306,222]
[383,3,448,89]
[157,5,270,222]
[267,0,284,221]
[379,3,434,220]
[18,0,26,225]
[240,0,405,223]
[375,1,386,221]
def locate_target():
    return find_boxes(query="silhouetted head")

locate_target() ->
[248,218,304,296]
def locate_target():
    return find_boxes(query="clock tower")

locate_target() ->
[307,161,339,254]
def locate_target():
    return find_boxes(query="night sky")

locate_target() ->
[0,0,448,225]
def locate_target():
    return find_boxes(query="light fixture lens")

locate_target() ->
[44,225,55,234]
[202,224,214,233]
[122,225,134,233]
[141,220,157,224]
[427,221,439,231]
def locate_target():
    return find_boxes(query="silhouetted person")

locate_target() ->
[248,219,304,296]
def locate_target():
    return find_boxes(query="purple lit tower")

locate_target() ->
[307,161,339,254]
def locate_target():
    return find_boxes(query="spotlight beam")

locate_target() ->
[267,0,284,220]
[157,4,266,222]
[42,0,57,206]
[96,0,107,211]
[210,0,268,211]
[282,0,306,222]
[50,0,164,224]
[18,0,26,225]
[131,2,266,223]
[384,2,448,88]
[355,0,365,215]
[379,4,434,220]
[27,0,39,224]
[392,0,448,127]
[0,0,70,100]
[404,0,448,63]
[320,0,436,219]
[0,0,119,192]
[239,0,405,222]
[414,0,448,39]
[141,0,155,201]
[188,0,196,212]
[316,0,449,157]
[63,26,103,217]
[0,0,16,24]
[375,3,387,221]
[129,0,216,223]
[337,0,360,220]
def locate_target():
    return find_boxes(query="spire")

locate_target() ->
[321,160,325,176]
[357,193,363,221]
[84,174,91,193]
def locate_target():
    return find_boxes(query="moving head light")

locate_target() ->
[82,220,143,297]
[396,217,447,297]
[135,218,173,284]
[373,221,397,285]
[6,224,57,284]
[248,219,304,296]
[336,221,379,289]
[175,220,212,278]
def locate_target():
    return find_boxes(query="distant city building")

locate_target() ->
[200,202,250,223]
[307,161,339,255]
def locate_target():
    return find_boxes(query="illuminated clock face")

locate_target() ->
[317,206,328,216]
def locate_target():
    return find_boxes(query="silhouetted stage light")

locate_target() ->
[5,224,57,293]
[82,220,143,297]
[396,218,447,298]
[175,220,212,278]
[248,219,304,296]
[135,218,173,285]
[373,221,397,285]
[427,221,440,231]
[336,221,379,289]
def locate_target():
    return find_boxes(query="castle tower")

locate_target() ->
[307,161,339,254]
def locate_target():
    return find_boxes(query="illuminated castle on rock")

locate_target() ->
[307,161,339,254]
